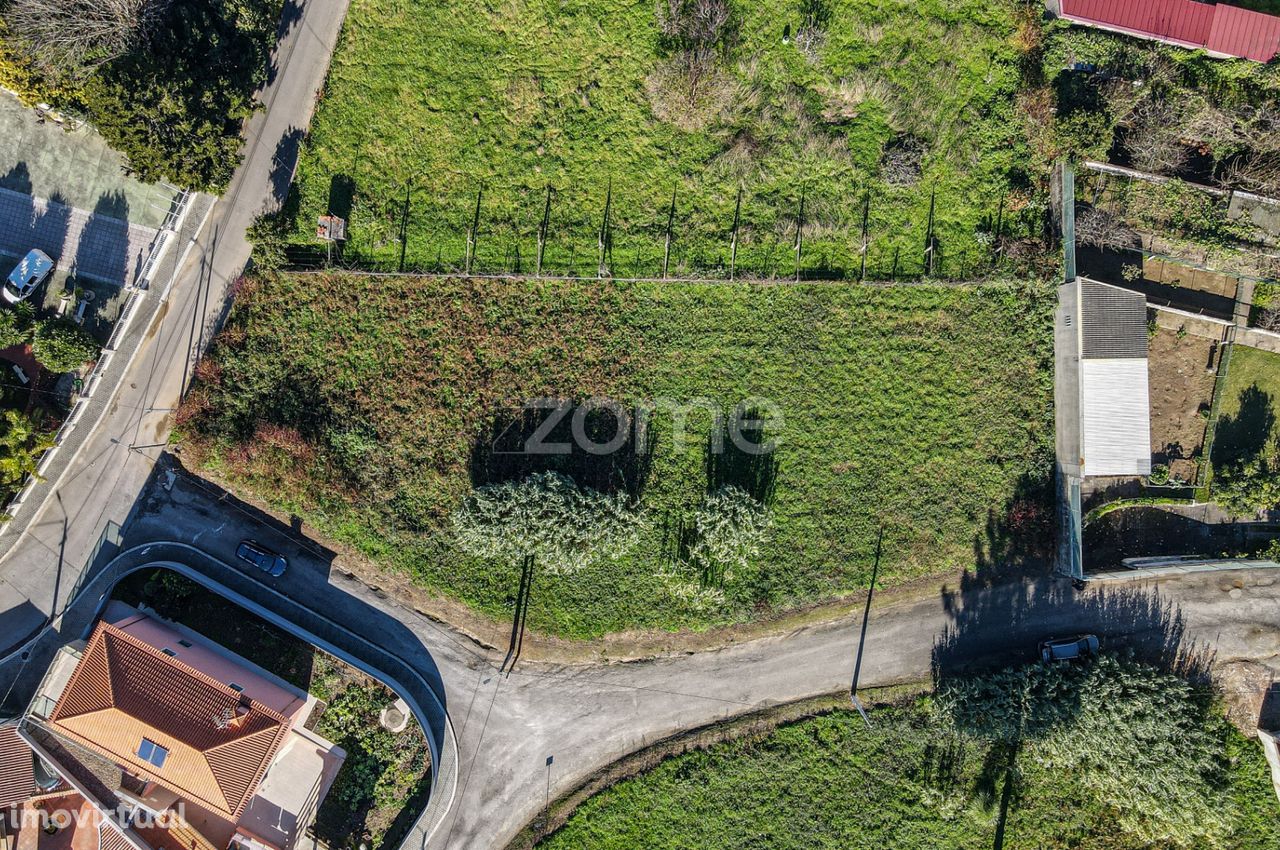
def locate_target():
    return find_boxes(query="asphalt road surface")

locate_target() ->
[0,0,350,655]
[123,466,1280,850]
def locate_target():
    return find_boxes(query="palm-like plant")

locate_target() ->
[0,409,53,493]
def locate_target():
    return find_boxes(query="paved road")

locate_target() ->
[0,0,350,654]
[117,468,1280,850]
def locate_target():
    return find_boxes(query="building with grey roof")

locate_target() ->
[1077,280,1152,478]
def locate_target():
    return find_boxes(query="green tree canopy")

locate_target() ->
[452,472,646,574]
[936,655,1233,848]
[32,318,99,373]
[0,306,32,349]
[0,408,53,494]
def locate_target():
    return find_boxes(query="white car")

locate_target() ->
[4,249,54,304]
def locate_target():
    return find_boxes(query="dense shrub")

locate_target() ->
[0,409,53,495]
[936,655,1232,848]
[0,0,281,192]
[688,485,772,586]
[452,472,646,574]
[0,307,31,349]
[31,318,99,373]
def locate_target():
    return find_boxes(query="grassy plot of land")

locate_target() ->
[1209,345,1280,513]
[181,273,1053,638]
[536,664,1280,850]
[288,0,1042,280]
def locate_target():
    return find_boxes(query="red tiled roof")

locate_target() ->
[1207,4,1280,61]
[1060,0,1214,47]
[47,622,291,819]
[0,721,35,807]
[1059,0,1280,61]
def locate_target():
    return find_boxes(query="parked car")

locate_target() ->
[236,540,287,577]
[1039,634,1099,663]
[4,249,54,304]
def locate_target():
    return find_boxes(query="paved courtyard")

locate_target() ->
[0,93,175,229]
[0,92,179,334]
[0,188,156,288]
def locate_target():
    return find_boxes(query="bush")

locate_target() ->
[452,472,646,574]
[1148,463,1170,485]
[0,408,53,494]
[688,485,772,586]
[31,318,99,373]
[1214,456,1280,516]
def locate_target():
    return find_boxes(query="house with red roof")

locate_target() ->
[3,602,345,850]
[1053,0,1280,62]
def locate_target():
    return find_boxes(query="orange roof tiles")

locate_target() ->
[0,721,35,807]
[47,622,291,820]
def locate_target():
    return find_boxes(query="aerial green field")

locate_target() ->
[180,273,1053,638]
[288,0,1042,280]
[536,662,1280,850]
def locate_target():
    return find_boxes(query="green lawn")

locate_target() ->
[1212,346,1280,473]
[536,691,1280,850]
[287,0,1041,280]
[181,273,1053,637]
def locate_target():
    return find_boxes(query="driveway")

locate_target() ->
[0,187,156,288]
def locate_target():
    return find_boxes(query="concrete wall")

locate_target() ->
[1260,728,1280,803]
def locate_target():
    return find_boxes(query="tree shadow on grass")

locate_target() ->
[971,472,1055,585]
[704,405,778,504]
[1212,384,1275,469]
[469,400,654,499]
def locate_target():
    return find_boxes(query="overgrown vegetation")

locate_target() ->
[285,0,1050,280]
[1210,346,1280,515]
[0,0,283,191]
[538,658,1280,850]
[312,677,432,850]
[178,272,1054,638]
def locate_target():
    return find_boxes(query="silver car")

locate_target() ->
[4,249,54,304]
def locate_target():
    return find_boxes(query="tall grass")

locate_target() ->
[289,0,1041,280]
[181,273,1054,638]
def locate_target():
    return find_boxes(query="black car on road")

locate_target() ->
[236,540,287,577]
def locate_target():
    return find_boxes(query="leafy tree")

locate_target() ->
[688,485,772,586]
[0,306,31,349]
[936,655,1234,848]
[0,408,53,494]
[452,472,646,574]
[78,0,280,191]
[31,318,99,373]
[1214,455,1280,516]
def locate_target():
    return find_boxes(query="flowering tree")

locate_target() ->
[452,471,646,574]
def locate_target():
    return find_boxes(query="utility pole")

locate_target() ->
[859,192,870,283]
[465,188,482,276]
[662,187,676,279]
[793,193,805,283]
[850,526,883,728]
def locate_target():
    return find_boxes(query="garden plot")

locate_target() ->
[1147,320,1222,486]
